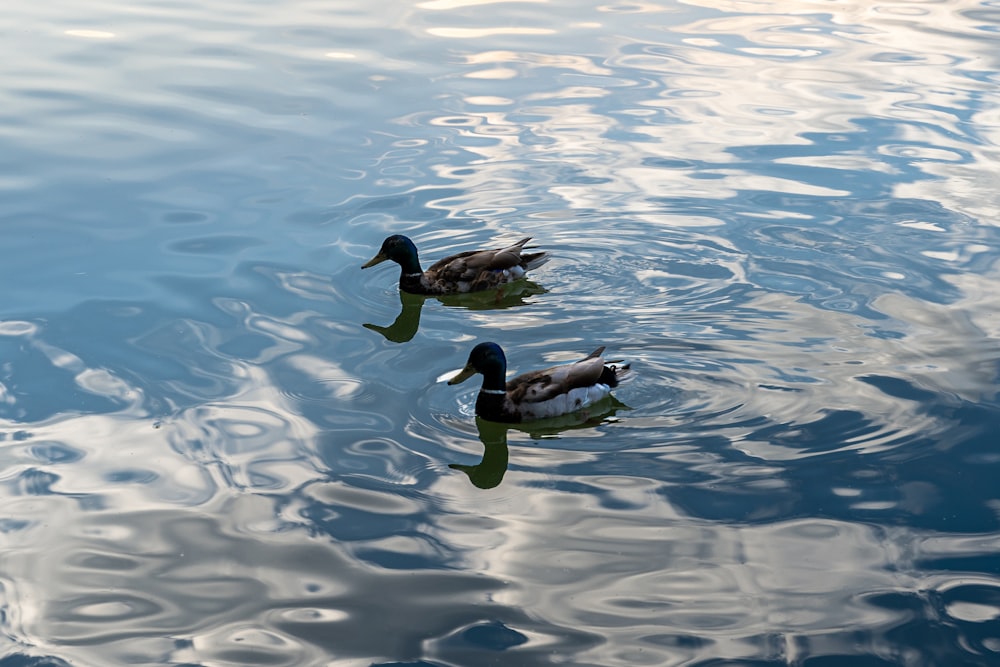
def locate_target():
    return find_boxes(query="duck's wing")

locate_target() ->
[507,348,608,405]
[477,237,535,271]
[426,238,536,283]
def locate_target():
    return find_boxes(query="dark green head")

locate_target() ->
[448,342,507,387]
[362,235,422,274]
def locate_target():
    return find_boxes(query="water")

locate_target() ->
[2,0,999,665]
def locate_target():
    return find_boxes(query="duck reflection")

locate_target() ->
[450,398,627,489]
[449,417,511,489]
[363,290,427,343]
[363,281,547,343]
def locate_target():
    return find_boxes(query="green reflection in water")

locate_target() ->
[363,281,547,343]
[451,400,628,489]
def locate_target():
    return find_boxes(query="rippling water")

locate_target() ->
[2,0,999,665]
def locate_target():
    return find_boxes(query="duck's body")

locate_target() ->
[448,342,630,423]
[362,235,548,295]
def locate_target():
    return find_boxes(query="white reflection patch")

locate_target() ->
[64,29,115,39]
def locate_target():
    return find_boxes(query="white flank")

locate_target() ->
[520,384,611,419]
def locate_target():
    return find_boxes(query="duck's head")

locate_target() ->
[362,235,420,271]
[448,342,506,385]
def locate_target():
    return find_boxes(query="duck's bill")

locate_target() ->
[361,253,388,269]
[447,364,477,385]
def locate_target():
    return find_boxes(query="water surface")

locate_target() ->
[2,0,999,665]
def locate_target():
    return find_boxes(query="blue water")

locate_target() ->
[2,1,999,665]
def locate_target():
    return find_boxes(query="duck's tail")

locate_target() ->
[600,360,632,387]
[523,251,549,271]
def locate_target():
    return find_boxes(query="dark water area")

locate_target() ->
[2,1,999,665]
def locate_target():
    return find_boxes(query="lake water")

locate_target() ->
[2,1,999,665]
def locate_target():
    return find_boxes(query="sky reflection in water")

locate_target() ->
[1,0,1000,665]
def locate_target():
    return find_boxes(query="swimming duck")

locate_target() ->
[448,342,630,423]
[362,234,548,295]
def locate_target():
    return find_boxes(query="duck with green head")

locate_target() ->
[362,235,548,295]
[448,342,630,423]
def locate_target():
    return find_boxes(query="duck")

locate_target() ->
[362,234,548,295]
[448,342,630,423]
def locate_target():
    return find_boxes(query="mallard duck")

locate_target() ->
[362,234,548,295]
[448,342,630,423]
